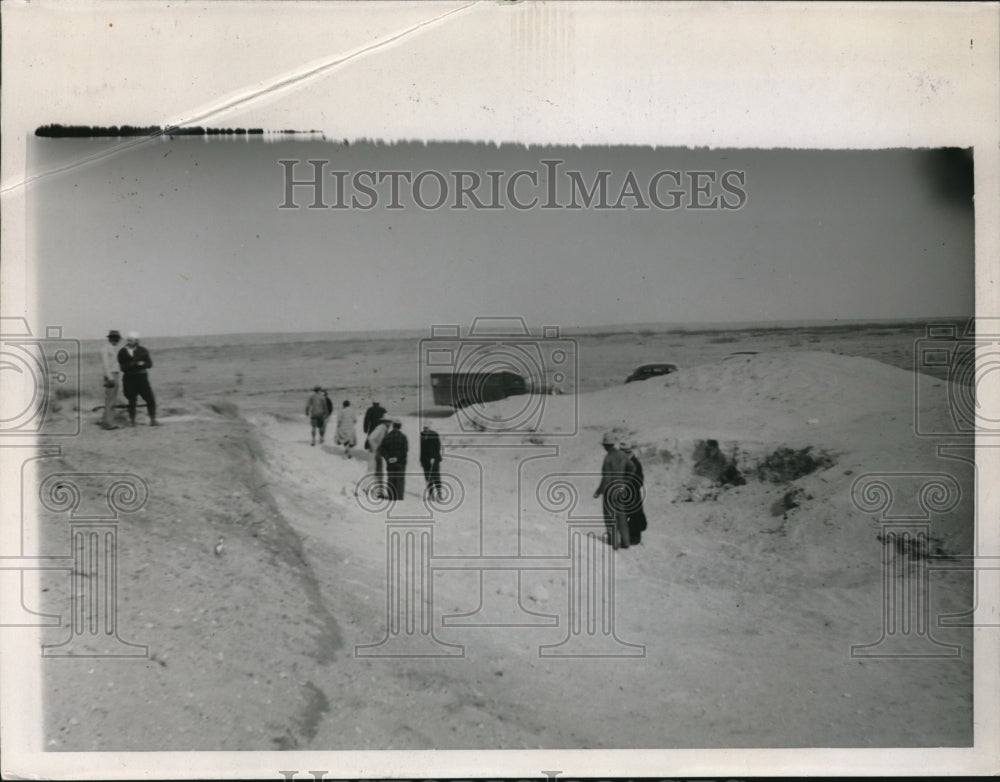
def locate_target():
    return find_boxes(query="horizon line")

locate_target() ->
[83,315,973,343]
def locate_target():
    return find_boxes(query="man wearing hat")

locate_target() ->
[305,386,329,446]
[99,329,123,430]
[380,419,409,502]
[117,332,158,427]
[419,423,443,501]
[593,432,634,549]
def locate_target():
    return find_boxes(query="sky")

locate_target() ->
[29,137,974,339]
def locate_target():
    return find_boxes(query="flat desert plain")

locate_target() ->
[37,321,973,750]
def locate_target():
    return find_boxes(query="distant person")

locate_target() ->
[419,424,443,501]
[381,419,409,501]
[366,413,390,492]
[593,432,634,549]
[363,401,387,446]
[117,332,158,427]
[100,329,122,430]
[305,386,328,446]
[335,400,358,458]
[323,390,334,419]
[620,441,647,545]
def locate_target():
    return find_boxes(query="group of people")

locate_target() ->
[362,401,444,502]
[98,332,649,547]
[305,388,358,455]
[307,395,444,503]
[594,432,647,549]
[100,329,158,429]
[314,394,647,547]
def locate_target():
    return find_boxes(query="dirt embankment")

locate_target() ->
[42,399,343,750]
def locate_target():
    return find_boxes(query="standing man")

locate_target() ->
[117,332,158,427]
[593,432,634,549]
[419,424,443,501]
[363,400,386,447]
[100,329,122,430]
[366,413,390,492]
[335,400,358,458]
[305,386,328,446]
[381,419,409,502]
[620,441,647,546]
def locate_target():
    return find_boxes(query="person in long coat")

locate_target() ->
[335,400,358,458]
[380,419,409,501]
[593,432,634,549]
[100,329,122,430]
[419,424,443,500]
[620,441,647,545]
[366,415,390,493]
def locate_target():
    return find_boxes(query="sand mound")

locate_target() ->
[665,350,914,405]
[567,349,927,450]
[424,350,925,456]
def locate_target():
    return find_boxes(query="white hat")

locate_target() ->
[126,331,140,340]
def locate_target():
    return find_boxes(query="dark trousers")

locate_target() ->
[122,373,156,421]
[421,458,442,496]
[311,415,327,442]
[385,465,406,501]
[101,376,120,427]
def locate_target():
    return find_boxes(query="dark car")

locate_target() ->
[430,371,528,408]
[625,362,679,383]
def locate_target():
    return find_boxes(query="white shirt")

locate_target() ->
[101,342,121,378]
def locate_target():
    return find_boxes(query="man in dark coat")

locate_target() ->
[117,331,158,427]
[380,419,408,501]
[363,401,387,449]
[363,401,386,435]
[593,432,634,549]
[419,424,443,500]
[620,441,647,545]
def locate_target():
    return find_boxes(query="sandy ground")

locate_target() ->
[38,324,973,750]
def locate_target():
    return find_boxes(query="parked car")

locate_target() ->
[625,362,679,383]
[430,371,527,407]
